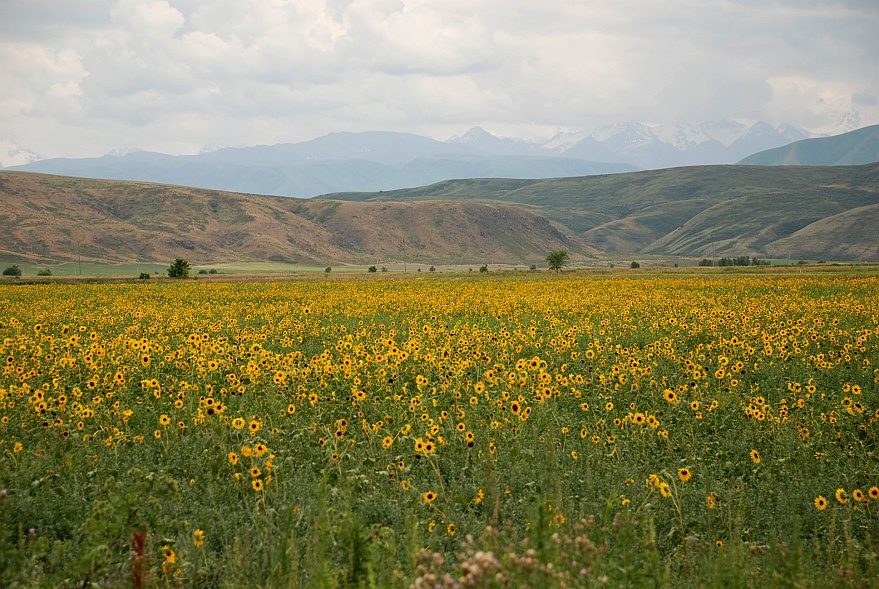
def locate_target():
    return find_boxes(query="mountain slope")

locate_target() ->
[738,124,879,166]
[0,171,595,266]
[323,163,879,261]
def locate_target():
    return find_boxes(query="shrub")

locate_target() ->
[324,267,332,274]
[429,266,435,272]
[381,267,388,273]
[209,269,218,274]
[368,266,377,273]
[546,250,569,272]
[37,268,52,276]
[630,261,640,269]
[167,259,191,279]
[138,273,151,280]
[2,265,22,277]
[479,265,488,273]
[198,269,208,275]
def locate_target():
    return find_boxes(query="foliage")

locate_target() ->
[1,274,878,586]
[368,266,378,273]
[324,266,332,274]
[479,265,488,273]
[630,261,640,269]
[546,250,569,272]
[2,265,21,277]
[138,272,151,280]
[166,258,191,279]
[36,268,52,276]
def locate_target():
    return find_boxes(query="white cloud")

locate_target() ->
[0,0,876,157]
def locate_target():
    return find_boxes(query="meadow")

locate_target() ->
[1,272,877,588]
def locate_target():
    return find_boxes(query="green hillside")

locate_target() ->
[738,125,879,165]
[323,163,879,261]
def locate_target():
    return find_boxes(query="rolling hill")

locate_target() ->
[323,163,879,262]
[738,124,879,166]
[0,171,595,267]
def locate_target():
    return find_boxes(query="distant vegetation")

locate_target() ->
[739,124,879,166]
[327,163,879,262]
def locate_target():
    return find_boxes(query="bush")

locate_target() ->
[167,259,191,279]
[479,265,488,273]
[209,269,218,274]
[368,266,377,273]
[381,267,388,273]
[324,267,332,274]
[37,268,52,276]
[546,250,569,272]
[138,273,151,280]
[630,261,640,269]
[2,265,22,277]
[198,269,208,275]
[429,266,435,272]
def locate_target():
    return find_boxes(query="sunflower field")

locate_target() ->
[1,273,878,588]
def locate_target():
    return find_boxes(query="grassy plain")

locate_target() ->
[1,271,878,588]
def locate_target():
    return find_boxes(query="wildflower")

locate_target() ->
[446,523,456,536]
[659,482,672,498]
[232,417,245,430]
[421,490,437,504]
[252,479,263,491]
[814,496,828,510]
[749,449,761,464]
[193,529,205,548]
[852,489,866,502]
[869,487,879,501]
[228,452,238,465]
[678,468,692,482]
[835,488,848,505]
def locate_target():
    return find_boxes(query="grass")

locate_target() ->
[1,271,878,587]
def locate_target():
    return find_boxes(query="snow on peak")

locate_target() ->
[0,140,44,168]
[105,146,144,157]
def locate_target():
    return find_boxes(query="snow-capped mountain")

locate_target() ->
[541,120,823,169]
[0,140,44,169]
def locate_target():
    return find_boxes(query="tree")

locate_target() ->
[3,264,22,277]
[167,258,191,279]
[37,268,52,276]
[546,250,569,273]
[630,261,640,269]
[368,266,377,273]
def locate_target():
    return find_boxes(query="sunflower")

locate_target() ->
[869,487,879,501]
[814,496,828,510]
[232,417,245,430]
[250,466,261,478]
[852,489,866,502]
[254,443,268,457]
[749,449,761,464]
[382,436,393,449]
[159,414,171,426]
[835,488,848,505]
[678,468,692,482]
[421,490,437,504]
[193,529,205,548]
[446,523,456,536]
[252,479,263,491]
[659,482,672,498]
[228,452,238,465]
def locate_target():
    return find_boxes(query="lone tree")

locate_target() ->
[3,264,22,277]
[167,258,191,279]
[546,250,569,273]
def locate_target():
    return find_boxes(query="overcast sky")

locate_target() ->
[1,0,877,158]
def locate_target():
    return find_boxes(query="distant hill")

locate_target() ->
[323,163,879,262]
[6,120,839,196]
[0,171,596,266]
[738,125,879,166]
[8,131,636,198]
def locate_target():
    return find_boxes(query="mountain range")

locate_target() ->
[3,162,878,267]
[3,119,828,197]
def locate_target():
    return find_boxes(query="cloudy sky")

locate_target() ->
[1,0,877,158]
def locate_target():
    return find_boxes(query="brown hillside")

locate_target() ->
[0,172,595,265]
